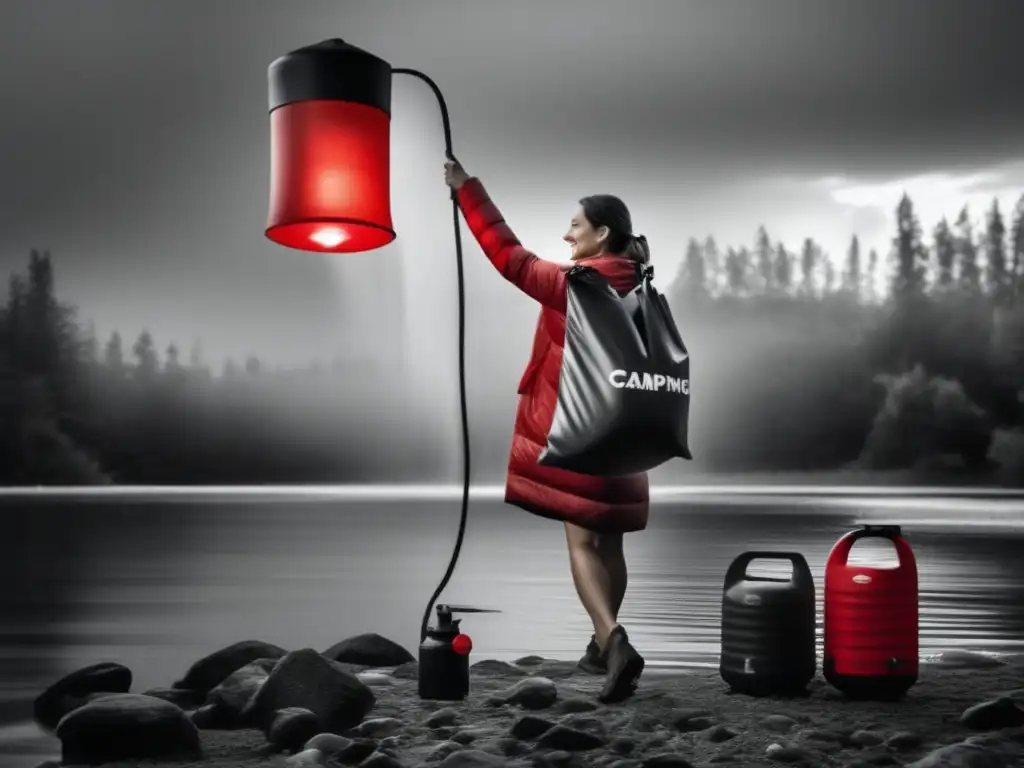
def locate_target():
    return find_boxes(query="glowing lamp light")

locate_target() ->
[265,39,396,253]
[451,634,473,655]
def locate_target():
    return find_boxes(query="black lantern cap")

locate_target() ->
[268,38,393,115]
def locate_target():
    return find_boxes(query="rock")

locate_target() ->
[285,748,325,767]
[535,750,574,767]
[470,659,527,677]
[611,735,637,754]
[268,707,322,753]
[334,737,379,764]
[610,761,644,768]
[672,710,715,732]
[351,717,404,738]
[642,755,695,768]
[856,753,901,766]
[906,728,1024,766]
[428,740,463,762]
[33,662,133,731]
[761,714,798,733]
[304,732,353,757]
[189,702,237,729]
[536,724,605,751]
[494,736,527,756]
[934,650,1006,669]
[140,686,204,709]
[886,731,923,751]
[451,727,496,745]
[436,748,508,767]
[960,697,1024,730]
[765,743,809,762]
[173,639,286,695]
[206,656,279,717]
[850,729,885,747]
[510,714,556,740]
[362,752,404,768]
[55,692,201,764]
[515,655,545,666]
[425,708,461,728]
[393,661,419,680]
[488,677,558,710]
[558,696,599,713]
[357,672,395,687]
[560,713,607,733]
[322,633,414,667]
[240,647,375,732]
[32,762,62,768]
[802,728,844,743]
[531,660,583,680]
[706,725,738,742]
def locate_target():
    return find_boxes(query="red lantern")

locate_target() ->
[265,39,396,253]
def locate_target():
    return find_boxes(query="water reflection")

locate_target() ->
[1,493,1023,727]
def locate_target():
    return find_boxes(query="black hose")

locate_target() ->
[392,68,471,643]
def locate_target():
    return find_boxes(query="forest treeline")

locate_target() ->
[1,192,1023,485]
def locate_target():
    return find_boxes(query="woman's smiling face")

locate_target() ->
[564,205,609,261]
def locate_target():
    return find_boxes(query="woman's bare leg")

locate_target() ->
[564,522,619,649]
[598,532,627,620]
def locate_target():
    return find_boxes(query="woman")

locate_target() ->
[444,157,649,703]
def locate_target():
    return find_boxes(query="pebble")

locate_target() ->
[31,635,1024,768]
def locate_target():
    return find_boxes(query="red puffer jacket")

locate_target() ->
[457,177,649,534]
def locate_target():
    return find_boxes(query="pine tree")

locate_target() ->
[104,331,124,374]
[682,237,707,296]
[755,226,774,294]
[1011,193,1024,304]
[736,247,752,295]
[132,330,159,379]
[985,198,1009,306]
[842,235,861,299]
[821,252,836,296]
[933,218,955,291]
[866,249,879,302]
[799,238,817,297]
[774,242,792,294]
[954,206,981,293]
[891,193,928,299]
[702,236,721,295]
[724,247,745,296]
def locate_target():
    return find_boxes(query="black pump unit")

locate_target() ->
[418,604,499,701]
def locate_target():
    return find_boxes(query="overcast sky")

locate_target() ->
[1,0,1022,369]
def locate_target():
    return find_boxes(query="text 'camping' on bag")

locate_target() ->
[538,264,693,476]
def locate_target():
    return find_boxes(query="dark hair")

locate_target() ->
[579,194,650,265]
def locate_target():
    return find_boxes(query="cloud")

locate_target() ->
[820,162,1024,234]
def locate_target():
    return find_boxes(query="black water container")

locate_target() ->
[720,551,816,696]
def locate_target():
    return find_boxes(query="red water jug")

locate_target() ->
[824,524,918,699]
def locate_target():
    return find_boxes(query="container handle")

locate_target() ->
[724,551,811,590]
[828,525,916,570]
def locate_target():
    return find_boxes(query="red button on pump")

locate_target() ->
[451,634,472,655]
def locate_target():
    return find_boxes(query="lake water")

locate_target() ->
[1,486,1023,763]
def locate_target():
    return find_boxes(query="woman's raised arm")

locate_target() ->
[456,177,568,313]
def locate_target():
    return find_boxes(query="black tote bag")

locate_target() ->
[538,264,693,476]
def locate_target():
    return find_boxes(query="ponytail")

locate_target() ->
[625,234,650,265]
